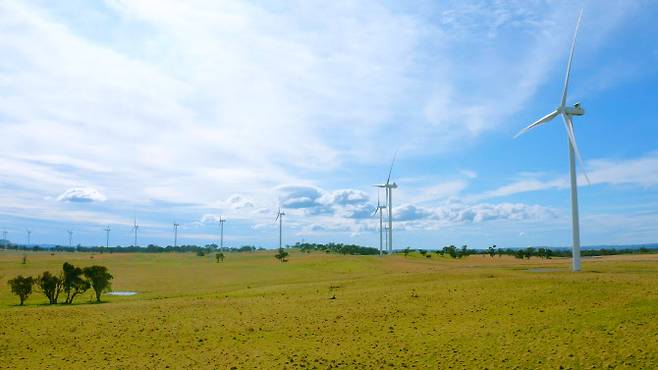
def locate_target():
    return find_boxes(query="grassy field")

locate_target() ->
[0,250,657,369]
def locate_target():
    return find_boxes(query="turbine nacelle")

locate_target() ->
[563,102,585,116]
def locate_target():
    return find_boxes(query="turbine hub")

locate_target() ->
[565,102,585,116]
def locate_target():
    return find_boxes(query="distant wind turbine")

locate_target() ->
[372,189,387,255]
[2,228,7,242]
[173,222,180,248]
[132,217,139,247]
[104,226,111,248]
[218,217,226,251]
[514,8,589,272]
[374,152,398,253]
[26,229,31,246]
[274,208,285,249]
[67,229,73,249]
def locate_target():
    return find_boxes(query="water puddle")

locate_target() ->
[106,291,138,296]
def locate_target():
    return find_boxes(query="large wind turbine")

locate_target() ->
[372,190,386,255]
[374,153,398,253]
[218,217,226,251]
[515,9,589,272]
[26,229,31,246]
[104,226,111,248]
[173,222,180,248]
[67,229,73,249]
[132,217,139,247]
[274,208,285,249]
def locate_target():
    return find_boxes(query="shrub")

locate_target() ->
[83,266,113,303]
[274,247,289,262]
[36,271,63,304]
[8,275,34,305]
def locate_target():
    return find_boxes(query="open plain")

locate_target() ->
[1,250,657,369]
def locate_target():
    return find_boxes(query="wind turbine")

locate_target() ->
[2,228,7,242]
[514,8,589,272]
[132,217,139,247]
[104,226,111,248]
[67,229,73,249]
[26,229,31,246]
[173,222,180,248]
[218,217,226,251]
[374,152,398,253]
[274,208,285,249]
[372,189,387,255]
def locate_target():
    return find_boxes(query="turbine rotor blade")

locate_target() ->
[386,149,398,185]
[561,8,584,108]
[514,110,560,138]
[562,113,591,185]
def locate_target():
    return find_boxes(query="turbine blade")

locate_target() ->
[561,8,584,108]
[386,149,398,185]
[562,113,591,185]
[514,110,560,138]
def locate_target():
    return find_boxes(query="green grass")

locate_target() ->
[1,250,657,369]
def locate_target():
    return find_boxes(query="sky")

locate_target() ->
[1,0,657,249]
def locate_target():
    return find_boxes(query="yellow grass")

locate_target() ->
[1,250,657,369]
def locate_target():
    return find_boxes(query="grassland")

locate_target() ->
[1,250,657,369]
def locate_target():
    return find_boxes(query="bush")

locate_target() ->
[83,266,113,303]
[62,262,90,304]
[8,275,34,305]
[274,247,289,262]
[37,271,63,304]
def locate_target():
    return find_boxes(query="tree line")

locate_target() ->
[7,263,113,306]
[397,245,657,259]
[1,243,266,254]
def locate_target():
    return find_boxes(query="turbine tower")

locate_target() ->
[2,228,7,242]
[173,222,180,248]
[25,229,32,246]
[372,190,387,255]
[515,9,588,272]
[274,208,285,249]
[218,217,226,251]
[104,226,111,248]
[132,217,139,247]
[374,152,398,253]
[67,229,73,249]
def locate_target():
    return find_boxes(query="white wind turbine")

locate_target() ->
[67,229,73,249]
[372,189,387,255]
[218,217,226,251]
[173,222,180,248]
[274,208,285,249]
[374,153,398,253]
[104,226,111,248]
[515,8,589,272]
[132,217,139,247]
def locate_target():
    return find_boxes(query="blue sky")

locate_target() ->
[1,0,657,249]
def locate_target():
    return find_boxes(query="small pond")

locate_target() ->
[106,291,138,296]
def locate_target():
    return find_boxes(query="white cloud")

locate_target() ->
[57,187,107,203]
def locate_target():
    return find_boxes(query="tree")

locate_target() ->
[274,247,289,262]
[215,252,225,263]
[488,245,497,258]
[418,249,427,256]
[37,271,63,304]
[62,262,90,304]
[8,275,34,305]
[403,247,411,257]
[83,266,113,303]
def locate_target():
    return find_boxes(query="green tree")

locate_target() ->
[488,245,497,258]
[37,271,63,304]
[403,247,411,257]
[62,262,90,304]
[418,249,427,256]
[274,247,289,262]
[83,266,113,303]
[8,275,34,305]
[215,252,225,263]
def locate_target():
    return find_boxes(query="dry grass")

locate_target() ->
[1,250,657,369]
